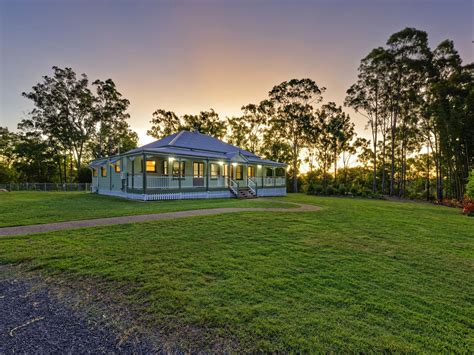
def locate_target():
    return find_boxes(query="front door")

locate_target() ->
[193,162,204,187]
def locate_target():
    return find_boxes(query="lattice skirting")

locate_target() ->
[96,187,286,200]
[256,187,287,197]
[97,189,233,201]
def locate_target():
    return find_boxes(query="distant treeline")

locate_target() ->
[0,27,472,200]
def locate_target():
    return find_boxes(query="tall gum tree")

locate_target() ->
[346,47,391,193]
[269,79,325,192]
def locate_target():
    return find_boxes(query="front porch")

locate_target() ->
[92,152,287,200]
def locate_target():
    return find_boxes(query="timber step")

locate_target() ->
[237,187,256,199]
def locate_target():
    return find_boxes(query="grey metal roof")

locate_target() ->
[90,130,286,167]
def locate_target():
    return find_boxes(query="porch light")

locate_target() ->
[218,161,224,165]
[168,157,175,162]
[257,165,262,169]
[232,162,237,166]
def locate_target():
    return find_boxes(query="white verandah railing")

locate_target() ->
[126,174,285,190]
[263,176,286,186]
[127,174,228,190]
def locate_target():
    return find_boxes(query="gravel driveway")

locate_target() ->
[0,267,157,354]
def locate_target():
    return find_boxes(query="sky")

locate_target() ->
[0,0,472,146]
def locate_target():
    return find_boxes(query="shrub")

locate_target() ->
[338,184,346,195]
[466,169,474,199]
[314,184,324,195]
[306,182,316,195]
[462,198,474,216]
[438,198,463,208]
[326,185,335,195]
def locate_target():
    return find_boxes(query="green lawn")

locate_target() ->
[0,194,473,351]
[0,191,292,227]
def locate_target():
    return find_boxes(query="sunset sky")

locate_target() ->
[1,0,472,145]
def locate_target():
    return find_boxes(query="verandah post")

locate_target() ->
[131,157,135,190]
[178,157,182,191]
[206,158,209,192]
[142,152,147,195]
[109,159,112,191]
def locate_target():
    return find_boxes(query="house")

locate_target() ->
[89,130,287,201]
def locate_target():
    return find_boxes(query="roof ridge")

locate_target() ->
[168,130,185,146]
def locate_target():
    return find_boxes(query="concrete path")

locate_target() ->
[0,202,320,237]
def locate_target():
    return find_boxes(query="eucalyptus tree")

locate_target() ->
[20,66,95,172]
[147,109,181,139]
[227,100,274,154]
[182,109,227,139]
[345,47,390,192]
[325,103,354,183]
[91,79,137,158]
[386,28,431,196]
[430,41,474,199]
[269,79,325,192]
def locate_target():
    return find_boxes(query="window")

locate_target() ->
[146,160,156,173]
[210,163,220,179]
[92,168,98,177]
[114,162,121,173]
[266,168,273,177]
[193,162,204,178]
[172,161,185,178]
[101,166,107,177]
[247,166,255,178]
[236,165,243,180]
[224,164,229,177]
[275,168,285,176]
[162,160,168,175]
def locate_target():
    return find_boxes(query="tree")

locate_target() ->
[429,41,474,200]
[325,103,354,183]
[20,66,95,172]
[91,79,137,158]
[13,131,61,182]
[147,109,181,139]
[346,47,390,193]
[269,79,325,192]
[148,108,227,140]
[182,109,227,139]
[386,28,431,196]
[227,100,274,154]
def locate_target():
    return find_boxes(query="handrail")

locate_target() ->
[247,177,257,195]
[228,177,239,196]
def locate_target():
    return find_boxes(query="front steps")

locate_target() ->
[236,187,256,199]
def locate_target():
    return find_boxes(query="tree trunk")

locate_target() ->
[426,142,430,201]
[381,133,386,194]
[292,142,298,193]
[390,113,397,196]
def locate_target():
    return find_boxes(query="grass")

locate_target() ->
[0,193,473,351]
[0,191,293,227]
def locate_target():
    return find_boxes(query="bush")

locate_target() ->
[462,198,474,216]
[314,184,324,195]
[326,185,335,195]
[437,198,463,208]
[306,182,316,195]
[338,184,347,195]
[77,167,92,183]
[466,169,474,199]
